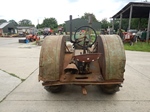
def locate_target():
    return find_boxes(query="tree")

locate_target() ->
[81,13,99,22]
[113,19,119,32]
[100,18,111,29]
[58,23,66,32]
[37,18,58,29]
[122,19,128,31]
[113,18,148,32]
[36,24,42,29]
[9,19,18,26]
[18,19,34,26]
[0,19,7,24]
[131,18,148,30]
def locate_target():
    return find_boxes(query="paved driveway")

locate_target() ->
[0,37,150,112]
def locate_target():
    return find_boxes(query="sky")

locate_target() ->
[0,0,149,26]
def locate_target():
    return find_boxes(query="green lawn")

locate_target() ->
[124,42,150,52]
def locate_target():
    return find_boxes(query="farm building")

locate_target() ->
[17,26,37,36]
[65,18,101,32]
[0,22,17,36]
[112,2,150,41]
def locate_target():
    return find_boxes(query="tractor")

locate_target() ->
[39,15,126,94]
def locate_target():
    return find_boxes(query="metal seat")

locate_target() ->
[73,53,101,63]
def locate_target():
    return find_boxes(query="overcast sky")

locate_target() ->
[0,0,149,25]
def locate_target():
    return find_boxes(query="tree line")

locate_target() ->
[0,19,34,27]
[0,12,148,32]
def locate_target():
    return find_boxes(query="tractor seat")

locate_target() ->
[73,53,101,63]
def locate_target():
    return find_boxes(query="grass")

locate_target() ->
[124,42,150,52]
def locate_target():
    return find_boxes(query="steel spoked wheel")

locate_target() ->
[44,85,63,93]
[74,26,97,48]
[100,84,120,94]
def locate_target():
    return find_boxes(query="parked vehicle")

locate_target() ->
[136,30,150,42]
[26,34,40,42]
[39,16,126,95]
[122,29,138,45]
[43,28,53,35]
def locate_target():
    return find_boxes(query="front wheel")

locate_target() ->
[44,85,63,93]
[100,84,120,94]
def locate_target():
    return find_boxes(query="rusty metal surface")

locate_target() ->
[60,57,103,82]
[73,53,101,62]
[39,35,125,86]
[42,80,123,86]
[82,86,87,95]
[60,72,103,82]
[64,63,79,74]
[98,35,126,80]
[63,53,74,71]
[39,35,65,81]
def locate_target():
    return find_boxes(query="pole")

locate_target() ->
[88,14,92,27]
[146,10,150,42]
[70,15,73,43]
[128,5,133,30]
[112,18,114,31]
[119,14,122,29]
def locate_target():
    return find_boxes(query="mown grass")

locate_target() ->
[124,42,150,52]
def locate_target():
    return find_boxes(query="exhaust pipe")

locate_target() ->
[70,15,74,43]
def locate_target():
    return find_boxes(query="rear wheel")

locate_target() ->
[44,85,63,93]
[100,84,120,94]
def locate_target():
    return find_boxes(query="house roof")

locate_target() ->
[112,2,150,18]
[0,22,9,29]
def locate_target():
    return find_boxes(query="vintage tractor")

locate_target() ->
[39,16,126,94]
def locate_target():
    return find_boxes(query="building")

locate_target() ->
[17,26,37,36]
[65,18,101,32]
[0,22,17,36]
[112,2,150,41]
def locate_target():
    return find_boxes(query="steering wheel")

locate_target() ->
[74,26,97,48]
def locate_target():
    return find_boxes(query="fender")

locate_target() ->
[39,36,65,81]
